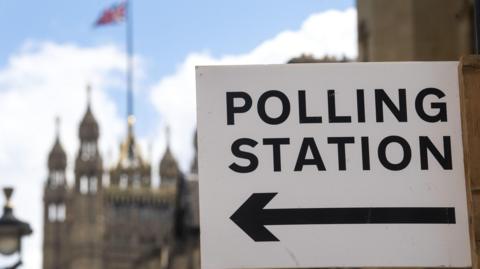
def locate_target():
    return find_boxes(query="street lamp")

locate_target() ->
[0,187,32,268]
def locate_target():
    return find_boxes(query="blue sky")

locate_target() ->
[0,0,353,136]
[0,0,354,64]
[0,1,356,268]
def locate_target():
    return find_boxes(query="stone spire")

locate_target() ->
[75,84,103,193]
[159,126,180,185]
[48,117,67,171]
[79,85,99,142]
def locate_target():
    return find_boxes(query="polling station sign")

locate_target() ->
[196,62,471,269]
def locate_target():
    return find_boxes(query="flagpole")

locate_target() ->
[126,0,134,122]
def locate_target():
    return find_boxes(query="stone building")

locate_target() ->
[42,87,199,269]
[357,0,473,61]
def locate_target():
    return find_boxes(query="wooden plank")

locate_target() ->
[458,55,480,269]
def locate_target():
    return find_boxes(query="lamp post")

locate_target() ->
[0,187,32,269]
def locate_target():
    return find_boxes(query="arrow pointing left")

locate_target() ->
[230,193,456,242]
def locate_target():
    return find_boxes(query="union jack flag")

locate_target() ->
[95,1,126,26]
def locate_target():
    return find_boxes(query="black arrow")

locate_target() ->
[230,193,456,242]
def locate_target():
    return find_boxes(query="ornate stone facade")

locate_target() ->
[42,88,199,269]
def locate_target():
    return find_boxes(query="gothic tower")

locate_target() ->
[69,86,104,269]
[159,128,185,244]
[105,112,170,269]
[43,118,70,269]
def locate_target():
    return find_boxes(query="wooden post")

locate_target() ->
[458,55,480,269]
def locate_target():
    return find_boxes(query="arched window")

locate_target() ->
[48,203,56,222]
[50,170,64,187]
[57,203,66,222]
[132,173,141,189]
[90,176,98,193]
[48,203,66,222]
[119,174,128,189]
[81,142,96,161]
[80,176,89,194]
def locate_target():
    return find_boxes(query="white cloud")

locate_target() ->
[150,8,357,172]
[0,42,129,269]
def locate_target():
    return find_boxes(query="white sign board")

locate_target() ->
[196,62,471,269]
